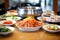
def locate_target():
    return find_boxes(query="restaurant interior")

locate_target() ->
[0,0,60,40]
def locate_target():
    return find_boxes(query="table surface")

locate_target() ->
[0,28,60,40]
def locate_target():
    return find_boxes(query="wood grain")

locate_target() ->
[53,0,58,15]
[0,28,60,40]
[5,0,9,11]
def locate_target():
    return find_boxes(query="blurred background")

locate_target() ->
[9,0,53,11]
[0,0,60,15]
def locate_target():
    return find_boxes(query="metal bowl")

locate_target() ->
[17,7,43,17]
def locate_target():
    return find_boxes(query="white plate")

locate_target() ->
[0,20,16,25]
[42,24,60,32]
[6,17,22,21]
[37,17,49,21]
[17,27,41,31]
[6,11,18,16]
[46,17,60,22]
[0,26,15,35]
[16,24,41,31]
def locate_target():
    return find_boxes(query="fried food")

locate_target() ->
[16,16,44,27]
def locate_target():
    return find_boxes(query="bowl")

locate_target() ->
[16,24,41,31]
[0,20,16,25]
[0,26,15,35]
[37,17,49,21]
[42,24,60,32]
[6,16,22,21]
[18,7,43,17]
[45,17,60,25]
[17,27,41,31]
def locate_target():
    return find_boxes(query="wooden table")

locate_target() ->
[0,28,60,40]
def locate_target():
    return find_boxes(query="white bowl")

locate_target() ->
[0,20,16,25]
[6,11,18,16]
[0,26,15,35]
[37,17,49,21]
[6,16,22,21]
[42,24,60,32]
[46,17,60,22]
[17,27,41,31]
[16,24,41,31]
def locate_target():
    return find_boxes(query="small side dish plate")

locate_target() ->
[42,24,60,32]
[6,16,22,21]
[0,20,16,25]
[0,26,15,35]
[37,17,49,21]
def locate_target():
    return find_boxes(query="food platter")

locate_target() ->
[16,26,42,31]
[15,16,44,31]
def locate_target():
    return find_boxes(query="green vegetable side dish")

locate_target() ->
[0,14,21,20]
[0,27,11,32]
[6,16,21,20]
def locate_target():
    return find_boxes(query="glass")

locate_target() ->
[45,0,53,11]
